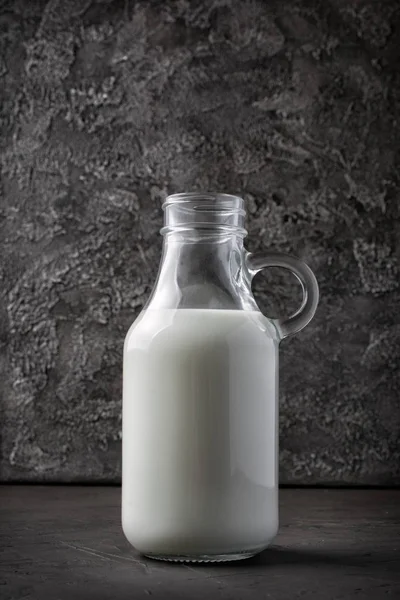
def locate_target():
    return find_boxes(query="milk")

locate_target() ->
[122,309,279,560]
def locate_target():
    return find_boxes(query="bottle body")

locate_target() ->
[122,307,279,561]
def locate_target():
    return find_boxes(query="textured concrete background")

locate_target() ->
[0,0,399,484]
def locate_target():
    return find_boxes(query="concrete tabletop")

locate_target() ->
[1,486,399,599]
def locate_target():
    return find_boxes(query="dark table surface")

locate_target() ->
[1,486,399,600]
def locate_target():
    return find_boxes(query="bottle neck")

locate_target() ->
[147,233,257,311]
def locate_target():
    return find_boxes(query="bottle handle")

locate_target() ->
[246,251,319,339]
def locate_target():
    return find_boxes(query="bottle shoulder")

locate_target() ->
[124,309,279,353]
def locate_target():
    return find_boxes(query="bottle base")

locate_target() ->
[144,550,257,563]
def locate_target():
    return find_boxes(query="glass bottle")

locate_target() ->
[122,192,318,562]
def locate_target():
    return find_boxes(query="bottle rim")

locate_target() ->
[162,192,245,214]
[161,192,247,237]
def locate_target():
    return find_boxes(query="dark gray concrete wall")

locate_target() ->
[1,0,399,484]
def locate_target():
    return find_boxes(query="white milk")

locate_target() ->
[122,309,279,559]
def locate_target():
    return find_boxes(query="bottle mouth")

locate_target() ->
[161,192,247,237]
